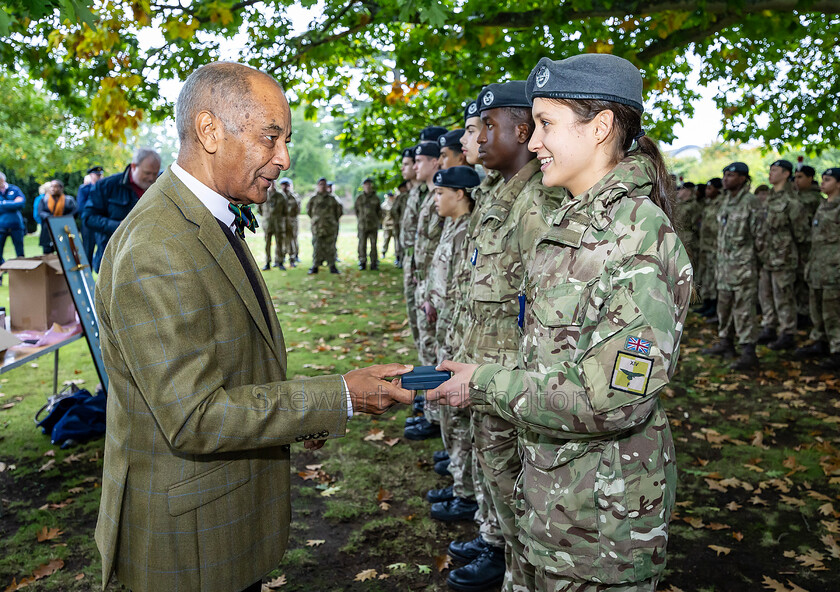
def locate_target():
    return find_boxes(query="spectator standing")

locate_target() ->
[0,171,26,270]
[76,165,105,263]
[38,180,78,254]
[82,148,161,271]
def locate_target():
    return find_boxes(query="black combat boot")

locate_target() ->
[701,298,718,318]
[370,262,379,271]
[329,265,340,274]
[358,261,366,270]
[447,544,505,591]
[431,497,479,522]
[794,340,829,359]
[426,485,455,503]
[262,263,271,271]
[448,537,490,564]
[768,332,796,351]
[433,458,451,476]
[404,417,440,440]
[307,266,318,275]
[433,450,449,463]
[702,337,735,358]
[756,326,777,345]
[819,353,840,371]
[730,343,759,371]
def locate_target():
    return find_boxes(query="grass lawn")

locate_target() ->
[0,222,838,591]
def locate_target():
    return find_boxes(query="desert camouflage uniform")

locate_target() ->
[675,193,702,266]
[354,190,381,266]
[281,188,301,262]
[696,198,721,301]
[401,183,426,347]
[429,213,474,499]
[307,191,342,267]
[795,183,824,316]
[754,181,809,336]
[715,184,759,346]
[806,197,840,353]
[260,184,287,266]
[459,159,566,590]
[469,156,691,590]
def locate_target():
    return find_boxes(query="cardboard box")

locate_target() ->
[0,255,76,331]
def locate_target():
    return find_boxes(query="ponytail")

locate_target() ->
[635,135,675,223]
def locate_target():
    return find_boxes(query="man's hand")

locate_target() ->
[426,360,479,408]
[344,363,414,415]
[421,301,437,324]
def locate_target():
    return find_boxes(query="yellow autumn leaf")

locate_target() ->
[354,568,377,581]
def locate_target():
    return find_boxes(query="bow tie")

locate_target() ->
[228,203,259,238]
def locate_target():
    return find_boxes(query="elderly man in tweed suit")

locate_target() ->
[94,62,412,592]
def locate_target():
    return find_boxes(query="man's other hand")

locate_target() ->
[426,360,478,408]
[344,363,414,415]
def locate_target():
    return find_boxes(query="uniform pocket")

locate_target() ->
[471,222,520,304]
[167,460,251,516]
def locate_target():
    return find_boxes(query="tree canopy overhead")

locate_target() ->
[4,1,839,159]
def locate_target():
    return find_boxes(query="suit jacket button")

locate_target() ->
[295,435,304,442]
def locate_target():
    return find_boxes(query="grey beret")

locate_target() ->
[723,162,749,174]
[526,54,644,113]
[433,166,481,189]
[477,81,530,114]
[415,141,441,158]
[439,129,465,149]
[464,101,479,124]
[824,168,840,181]
[419,126,448,142]
[771,159,793,173]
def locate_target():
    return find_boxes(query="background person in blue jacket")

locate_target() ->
[0,171,27,272]
[76,165,105,263]
[82,148,160,271]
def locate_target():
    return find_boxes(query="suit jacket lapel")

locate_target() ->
[159,169,282,363]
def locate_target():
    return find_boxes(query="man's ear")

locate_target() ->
[593,109,615,146]
[515,123,533,145]
[195,110,221,154]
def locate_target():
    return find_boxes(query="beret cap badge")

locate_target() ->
[482,91,494,106]
[535,66,550,88]
[415,146,422,155]
[468,103,477,114]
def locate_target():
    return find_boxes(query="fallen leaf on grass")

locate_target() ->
[63,453,84,464]
[32,558,64,578]
[795,549,827,571]
[363,429,384,442]
[320,485,341,497]
[377,488,393,502]
[683,516,705,529]
[821,520,839,534]
[779,495,806,508]
[0,462,6,473]
[265,574,287,588]
[807,490,831,502]
[36,527,63,542]
[74,573,85,581]
[384,437,400,447]
[39,459,55,472]
[707,522,731,530]
[354,569,377,581]
[417,564,431,574]
[387,562,407,571]
[783,550,797,558]
[761,576,809,592]
[705,478,727,492]
[43,450,55,458]
[306,464,323,470]
[67,487,85,495]
[379,502,391,511]
[732,531,744,541]
[435,554,452,572]
[820,533,840,559]
[708,545,730,556]
[725,501,742,511]
[818,502,838,517]
[750,495,768,506]
[743,463,765,473]
[305,539,325,547]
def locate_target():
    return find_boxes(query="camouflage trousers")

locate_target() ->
[529,571,658,592]
[809,288,840,353]
[697,249,717,301]
[402,250,420,346]
[264,231,286,267]
[357,228,378,266]
[472,409,524,592]
[759,268,797,335]
[717,285,758,345]
[381,227,397,257]
[311,233,337,267]
[285,220,298,259]
[796,245,811,316]
[440,404,474,499]
[414,283,438,366]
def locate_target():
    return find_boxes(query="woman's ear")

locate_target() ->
[592,109,615,146]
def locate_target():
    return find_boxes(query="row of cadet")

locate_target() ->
[673,160,840,371]
[391,52,690,592]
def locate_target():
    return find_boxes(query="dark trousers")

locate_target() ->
[0,226,25,265]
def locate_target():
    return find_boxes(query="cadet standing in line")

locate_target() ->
[260,179,288,270]
[796,168,840,369]
[447,81,567,592]
[794,164,825,324]
[703,162,760,369]
[380,191,397,259]
[424,166,481,523]
[433,53,691,592]
[354,177,382,270]
[675,181,702,266]
[307,177,341,274]
[439,129,469,168]
[391,181,409,266]
[754,160,810,350]
[695,177,723,318]
[279,177,300,267]
[406,140,444,441]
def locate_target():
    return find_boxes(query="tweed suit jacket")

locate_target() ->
[94,167,348,592]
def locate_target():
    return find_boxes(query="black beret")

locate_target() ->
[433,166,481,190]
[363,177,374,183]
[419,126,448,142]
[87,165,104,174]
[401,147,416,160]
[464,100,479,124]
[798,165,816,177]
[771,159,793,173]
[415,141,440,158]
[823,168,840,181]
[477,81,530,114]
[317,177,327,182]
[439,129,465,149]
[526,55,644,113]
[723,162,749,175]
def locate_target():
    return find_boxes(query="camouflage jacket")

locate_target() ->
[459,159,565,367]
[400,183,426,274]
[281,189,300,217]
[753,182,810,271]
[392,191,407,232]
[428,214,471,363]
[307,191,341,237]
[698,198,721,253]
[381,199,396,231]
[413,185,445,297]
[797,184,824,223]
[806,197,840,287]
[469,155,691,584]
[675,194,702,255]
[354,190,381,231]
[260,185,287,235]
[715,184,758,290]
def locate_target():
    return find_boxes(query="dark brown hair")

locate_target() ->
[553,98,675,222]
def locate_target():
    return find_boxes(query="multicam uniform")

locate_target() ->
[281,188,300,263]
[429,213,473,500]
[806,197,840,352]
[392,190,408,262]
[675,193,702,266]
[307,191,342,267]
[468,156,692,591]
[458,159,565,590]
[354,190,381,266]
[381,197,397,257]
[796,183,824,316]
[696,197,721,301]
[754,181,809,337]
[401,183,426,346]
[715,184,759,345]
[414,188,445,366]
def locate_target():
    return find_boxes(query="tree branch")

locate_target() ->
[636,14,740,61]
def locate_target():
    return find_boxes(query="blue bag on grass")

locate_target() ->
[35,387,106,448]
